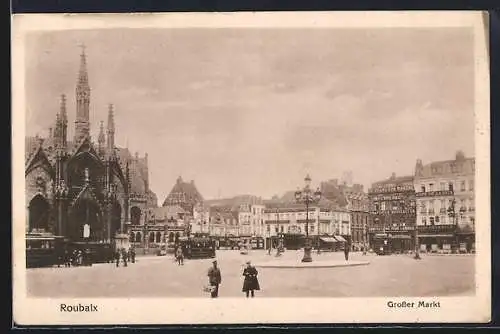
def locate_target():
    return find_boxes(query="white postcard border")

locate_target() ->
[12,11,491,325]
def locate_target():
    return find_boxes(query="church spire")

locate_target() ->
[98,120,106,154]
[75,44,91,142]
[106,103,115,155]
[59,94,67,148]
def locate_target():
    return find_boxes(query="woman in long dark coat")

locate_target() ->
[242,261,260,298]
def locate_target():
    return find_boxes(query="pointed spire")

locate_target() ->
[78,44,89,86]
[106,104,115,156]
[75,44,91,141]
[60,94,67,123]
[98,120,105,145]
[107,104,115,133]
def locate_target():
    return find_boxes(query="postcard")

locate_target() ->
[12,11,490,325]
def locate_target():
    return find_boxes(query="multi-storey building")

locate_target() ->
[414,151,475,253]
[162,176,204,215]
[339,183,370,250]
[263,199,351,250]
[368,173,416,253]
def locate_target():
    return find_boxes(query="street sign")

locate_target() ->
[83,224,90,239]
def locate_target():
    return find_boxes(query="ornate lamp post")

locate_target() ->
[414,203,421,260]
[295,174,322,263]
[275,207,284,256]
[447,197,458,252]
[362,218,367,256]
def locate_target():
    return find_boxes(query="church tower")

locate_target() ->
[74,45,91,142]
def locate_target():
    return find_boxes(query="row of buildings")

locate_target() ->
[24,47,476,255]
[142,149,475,254]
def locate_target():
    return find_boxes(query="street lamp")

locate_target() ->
[362,218,367,256]
[447,197,458,252]
[414,203,421,260]
[295,174,322,263]
[275,207,284,256]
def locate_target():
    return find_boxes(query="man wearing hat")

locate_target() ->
[242,260,260,298]
[207,260,222,298]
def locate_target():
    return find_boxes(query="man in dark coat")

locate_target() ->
[115,249,121,267]
[207,260,222,298]
[242,261,260,298]
[344,241,350,261]
[129,246,136,264]
[121,248,128,267]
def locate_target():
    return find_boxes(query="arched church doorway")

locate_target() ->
[135,231,142,243]
[28,195,50,232]
[131,206,141,225]
[111,202,122,236]
[69,199,103,242]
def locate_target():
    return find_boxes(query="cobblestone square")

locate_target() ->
[27,250,475,298]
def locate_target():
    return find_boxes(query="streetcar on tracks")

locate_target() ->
[180,237,216,259]
[26,232,65,268]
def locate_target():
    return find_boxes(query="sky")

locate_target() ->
[25,28,475,204]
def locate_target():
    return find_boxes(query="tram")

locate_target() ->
[26,233,65,268]
[181,237,216,259]
[372,233,393,255]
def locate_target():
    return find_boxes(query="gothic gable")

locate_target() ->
[26,165,54,207]
[25,145,55,178]
[71,184,103,212]
[70,135,101,163]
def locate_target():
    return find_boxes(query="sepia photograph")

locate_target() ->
[12,11,490,325]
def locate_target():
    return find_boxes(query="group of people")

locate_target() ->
[206,260,260,298]
[114,246,136,267]
[58,248,92,267]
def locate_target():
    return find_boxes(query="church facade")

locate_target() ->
[25,47,157,246]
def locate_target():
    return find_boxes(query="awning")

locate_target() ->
[419,234,455,238]
[320,237,338,243]
[334,235,347,242]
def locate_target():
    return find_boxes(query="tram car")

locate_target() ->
[372,233,393,256]
[26,233,65,268]
[181,237,216,259]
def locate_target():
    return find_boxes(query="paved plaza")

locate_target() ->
[26,250,475,298]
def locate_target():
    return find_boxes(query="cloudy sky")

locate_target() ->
[25,28,475,203]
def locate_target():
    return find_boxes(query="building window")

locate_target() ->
[460,181,466,192]
[280,226,284,233]
[469,179,474,191]
[449,182,454,192]
[435,216,440,224]
[311,225,315,233]
[440,182,446,191]
[421,185,426,192]
[275,227,278,233]
[266,225,270,232]
[421,217,427,226]
[428,183,434,192]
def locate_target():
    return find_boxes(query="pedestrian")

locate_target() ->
[344,241,350,261]
[176,246,184,265]
[207,260,222,298]
[115,249,121,267]
[121,248,128,267]
[242,261,260,298]
[129,246,136,264]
